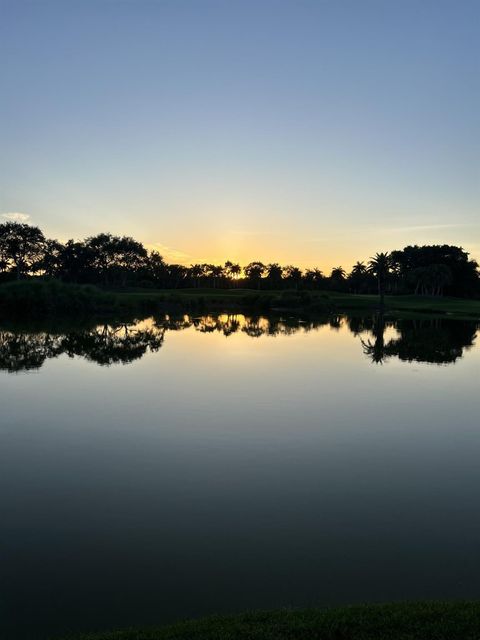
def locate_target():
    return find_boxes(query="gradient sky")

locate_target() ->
[1,0,479,270]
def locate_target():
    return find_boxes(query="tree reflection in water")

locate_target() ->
[0,331,64,373]
[361,315,477,364]
[0,322,165,372]
[0,313,477,373]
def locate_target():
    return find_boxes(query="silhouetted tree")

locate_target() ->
[283,265,303,290]
[391,245,479,297]
[368,252,391,308]
[166,264,188,288]
[303,268,324,290]
[244,261,266,289]
[59,240,94,283]
[85,233,147,286]
[208,264,224,288]
[0,222,46,279]
[40,239,65,278]
[348,261,371,294]
[147,251,167,287]
[189,263,204,288]
[224,261,242,283]
[0,223,478,297]
[329,266,347,291]
[266,263,283,288]
[410,263,453,296]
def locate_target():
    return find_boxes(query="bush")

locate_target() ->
[0,280,116,316]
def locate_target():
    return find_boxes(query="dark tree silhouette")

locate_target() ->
[223,261,241,284]
[348,261,371,294]
[409,263,453,296]
[283,265,303,290]
[0,222,46,279]
[0,223,478,297]
[368,252,392,308]
[85,233,147,286]
[244,262,266,289]
[266,263,283,288]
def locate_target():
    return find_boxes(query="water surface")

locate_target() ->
[1,314,479,639]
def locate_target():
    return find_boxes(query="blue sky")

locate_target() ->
[1,0,479,269]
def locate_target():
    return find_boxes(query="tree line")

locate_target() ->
[0,221,478,298]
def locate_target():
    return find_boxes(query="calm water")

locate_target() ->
[1,314,479,639]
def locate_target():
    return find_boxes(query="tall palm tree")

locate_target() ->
[351,261,367,276]
[330,266,346,280]
[283,265,303,290]
[224,261,242,286]
[208,264,224,289]
[266,263,283,287]
[189,264,203,288]
[304,268,324,289]
[329,266,346,291]
[349,261,368,294]
[368,252,391,308]
[244,261,266,289]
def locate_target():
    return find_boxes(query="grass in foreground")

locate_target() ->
[64,601,480,640]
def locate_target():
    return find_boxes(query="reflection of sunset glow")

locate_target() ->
[1,314,477,373]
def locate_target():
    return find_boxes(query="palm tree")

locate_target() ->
[207,264,224,288]
[283,265,303,290]
[224,261,242,286]
[189,264,204,288]
[266,263,283,288]
[303,268,324,289]
[244,261,266,289]
[330,266,346,279]
[368,252,391,308]
[348,261,368,294]
[329,266,346,291]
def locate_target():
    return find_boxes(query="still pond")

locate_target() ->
[1,314,479,639]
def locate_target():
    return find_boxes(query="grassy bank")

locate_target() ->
[117,287,480,318]
[63,601,480,639]
[1,280,480,319]
[0,280,156,318]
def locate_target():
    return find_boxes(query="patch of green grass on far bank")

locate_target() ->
[1,280,480,319]
[118,287,480,318]
[62,601,480,640]
[328,291,480,318]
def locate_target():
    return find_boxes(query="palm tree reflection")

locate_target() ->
[361,314,477,365]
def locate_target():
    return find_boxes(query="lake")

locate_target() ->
[1,313,479,639]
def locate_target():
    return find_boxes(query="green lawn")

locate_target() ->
[117,287,480,318]
[63,601,480,639]
[329,291,480,317]
[1,280,479,319]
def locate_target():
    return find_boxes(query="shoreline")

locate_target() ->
[1,280,480,321]
[59,601,480,639]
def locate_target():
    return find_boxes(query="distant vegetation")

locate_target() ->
[1,222,479,298]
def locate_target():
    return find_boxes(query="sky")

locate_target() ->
[1,0,479,271]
